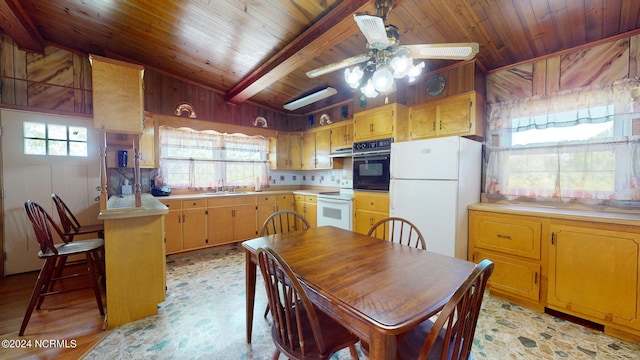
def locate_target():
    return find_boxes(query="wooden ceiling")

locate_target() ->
[2,0,640,114]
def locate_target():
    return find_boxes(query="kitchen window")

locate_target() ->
[486,80,640,204]
[23,121,88,156]
[158,126,269,189]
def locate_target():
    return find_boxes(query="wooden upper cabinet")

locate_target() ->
[409,91,483,140]
[315,128,331,169]
[330,121,353,152]
[90,54,144,133]
[302,132,316,170]
[353,103,408,142]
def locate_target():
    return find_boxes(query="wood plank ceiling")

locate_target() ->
[2,0,640,114]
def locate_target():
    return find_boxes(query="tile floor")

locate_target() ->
[84,245,640,359]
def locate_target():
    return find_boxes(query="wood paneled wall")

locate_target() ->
[487,34,640,104]
[0,35,92,114]
[1,34,483,133]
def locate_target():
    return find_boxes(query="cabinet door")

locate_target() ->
[276,133,290,169]
[182,208,208,249]
[91,55,144,133]
[208,206,235,245]
[354,106,395,141]
[409,103,437,140]
[354,209,387,235]
[302,132,316,170]
[289,133,303,170]
[548,224,640,329]
[474,250,540,301]
[315,129,332,169]
[164,208,183,253]
[306,203,317,228]
[139,116,156,168]
[275,194,294,212]
[257,196,276,230]
[438,94,472,136]
[330,123,353,152]
[234,203,258,241]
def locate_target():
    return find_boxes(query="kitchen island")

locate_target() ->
[98,193,168,329]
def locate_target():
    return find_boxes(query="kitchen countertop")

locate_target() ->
[468,202,640,226]
[98,193,169,219]
[155,188,336,201]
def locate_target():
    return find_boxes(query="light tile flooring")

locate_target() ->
[84,245,640,359]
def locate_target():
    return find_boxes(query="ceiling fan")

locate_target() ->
[306,0,479,97]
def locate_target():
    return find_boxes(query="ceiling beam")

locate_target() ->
[224,0,371,105]
[0,0,44,53]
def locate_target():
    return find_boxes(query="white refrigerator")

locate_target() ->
[389,136,482,259]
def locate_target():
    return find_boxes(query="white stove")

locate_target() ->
[317,180,353,230]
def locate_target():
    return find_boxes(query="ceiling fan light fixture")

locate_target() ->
[361,79,379,98]
[283,87,337,111]
[391,55,412,78]
[407,61,425,82]
[345,67,364,88]
[372,66,394,92]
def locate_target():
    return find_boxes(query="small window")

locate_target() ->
[24,122,88,156]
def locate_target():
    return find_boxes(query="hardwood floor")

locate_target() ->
[0,264,108,360]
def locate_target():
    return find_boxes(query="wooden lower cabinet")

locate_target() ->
[353,192,389,235]
[163,193,296,254]
[468,205,640,341]
[160,199,207,253]
[208,196,257,246]
[469,211,543,310]
[548,222,640,338]
[294,194,317,228]
[257,194,295,231]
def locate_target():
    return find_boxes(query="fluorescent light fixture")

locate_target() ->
[283,87,337,111]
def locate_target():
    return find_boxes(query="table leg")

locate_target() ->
[245,250,257,343]
[369,331,396,360]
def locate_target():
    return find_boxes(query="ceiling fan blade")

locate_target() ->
[354,14,389,50]
[306,54,371,78]
[405,42,479,60]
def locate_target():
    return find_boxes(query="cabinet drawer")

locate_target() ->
[474,251,541,302]
[294,194,316,203]
[182,199,207,209]
[160,200,182,209]
[355,193,389,212]
[256,195,275,203]
[471,211,541,260]
[276,194,293,202]
[207,195,257,207]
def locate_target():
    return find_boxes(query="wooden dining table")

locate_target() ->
[242,225,477,360]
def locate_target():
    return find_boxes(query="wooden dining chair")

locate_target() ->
[51,193,104,242]
[257,246,359,360]
[367,217,426,249]
[396,259,494,360]
[20,200,105,336]
[259,209,311,318]
[259,209,311,236]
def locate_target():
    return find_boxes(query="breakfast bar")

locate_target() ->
[98,193,169,329]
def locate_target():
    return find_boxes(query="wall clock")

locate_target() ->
[426,74,446,96]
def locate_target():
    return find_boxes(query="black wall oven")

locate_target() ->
[352,138,392,191]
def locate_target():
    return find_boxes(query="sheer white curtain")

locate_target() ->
[158,126,269,190]
[485,79,640,204]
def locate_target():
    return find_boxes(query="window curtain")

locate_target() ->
[485,79,640,203]
[158,126,269,190]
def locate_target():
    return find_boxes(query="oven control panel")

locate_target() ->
[352,137,393,154]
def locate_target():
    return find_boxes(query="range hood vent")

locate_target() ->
[329,147,353,158]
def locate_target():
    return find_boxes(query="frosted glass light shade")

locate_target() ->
[372,66,394,92]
